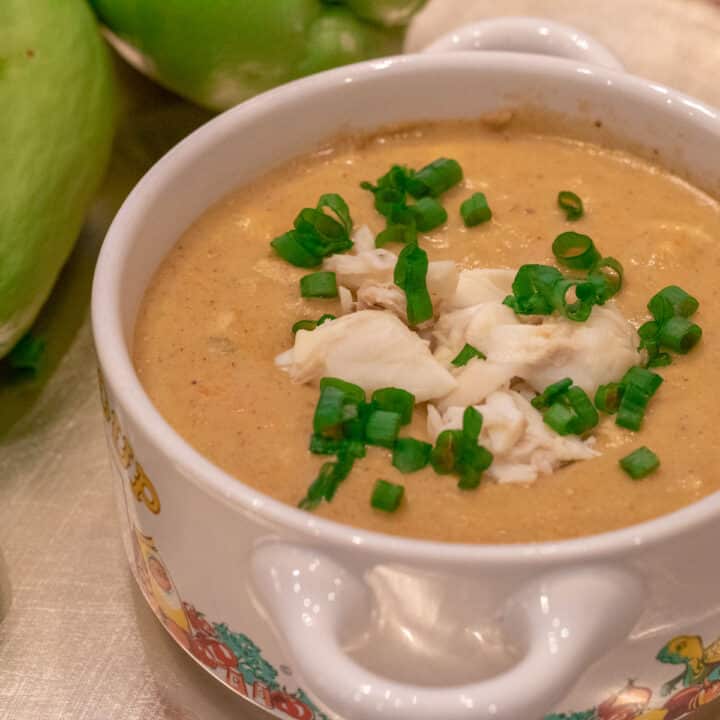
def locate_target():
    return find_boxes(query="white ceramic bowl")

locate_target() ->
[92,18,720,720]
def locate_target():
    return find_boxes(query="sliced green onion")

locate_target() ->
[319,377,366,405]
[300,271,338,298]
[316,193,352,234]
[313,385,346,435]
[365,410,402,448]
[407,158,463,198]
[451,343,486,367]
[657,316,702,354]
[565,386,599,434]
[371,387,415,425]
[456,442,493,490]
[294,208,346,249]
[503,264,563,316]
[621,367,663,398]
[375,224,417,247]
[394,242,433,325]
[299,450,356,509]
[616,384,652,431]
[650,286,699,318]
[361,165,414,195]
[410,197,448,231]
[392,437,432,473]
[552,231,601,270]
[543,402,578,436]
[430,429,462,474]
[552,279,593,322]
[292,319,317,333]
[299,462,338,509]
[587,257,624,303]
[460,192,492,227]
[7,333,45,373]
[270,231,323,268]
[462,406,483,443]
[291,314,336,334]
[531,378,573,410]
[342,400,375,441]
[557,191,584,220]
[619,446,660,480]
[648,352,672,368]
[595,382,623,414]
[373,187,406,218]
[309,434,344,455]
[371,479,405,512]
[648,294,675,324]
[638,320,659,341]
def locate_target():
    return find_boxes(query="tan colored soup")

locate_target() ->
[134,121,720,543]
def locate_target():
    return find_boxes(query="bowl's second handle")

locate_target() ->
[252,542,644,720]
[422,16,624,71]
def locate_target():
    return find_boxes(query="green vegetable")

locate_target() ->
[272,194,354,267]
[1,0,115,359]
[429,408,493,489]
[407,158,463,198]
[552,232,601,270]
[371,387,414,425]
[410,197,448,232]
[392,437,432,473]
[365,409,402,448]
[371,479,404,512]
[532,379,598,435]
[460,192,492,227]
[658,316,702,354]
[557,191,584,220]
[619,446,660,480]
[300,271,338,298]
[594,382,623,414]
[451,343,486,367]
[394,242,433,325]
[89,0,427,110]
[291,314,336,333]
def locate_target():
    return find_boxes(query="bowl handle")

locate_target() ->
[252,542,644,720]
[422,17,624,71]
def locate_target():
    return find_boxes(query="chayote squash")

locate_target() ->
[0,0,115,358]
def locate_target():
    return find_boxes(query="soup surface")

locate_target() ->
[134,121,720,543]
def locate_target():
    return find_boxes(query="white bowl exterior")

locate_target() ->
[93,51,720,720]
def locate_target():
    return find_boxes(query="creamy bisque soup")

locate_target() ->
[134,120,720,543]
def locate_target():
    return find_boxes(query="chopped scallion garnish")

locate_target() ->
[394,242,433,325]
[462,406,483,443]
[271,194,353,267]
[460,192,492,227]
[619,446,660,480]
[407,158,463,198]
[392,438,432,473]
[313,385,346,435]
[319,377,366,405]
[552,231,601,270]
[291,314,336,334]
[371,387,415,425]
[300,271,338,298]
[595,382,623,414]
[531,378,573,410]
[410,197,448,232]
[371,479,405,512]
[649,286,699,318]
[270,231,323,268]
[557,191,584,220]
[451,343,486,367]
[543,402,577,436]
[365,409,402,448]
[657,316,702,354]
